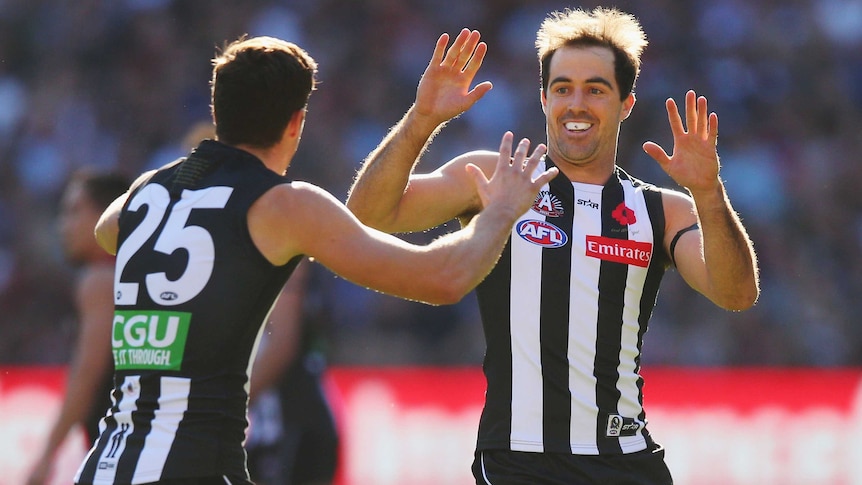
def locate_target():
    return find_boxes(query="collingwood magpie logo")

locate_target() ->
[531,191,564,217]
[98,422,131,468]
[606,414,642,437]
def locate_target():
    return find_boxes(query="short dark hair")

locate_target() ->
[210,36,318,148]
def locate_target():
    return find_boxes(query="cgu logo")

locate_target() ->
[516,219,568,248]
[112,313,181,348]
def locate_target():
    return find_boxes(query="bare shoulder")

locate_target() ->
[658,187,699,250]
[249,181,349,265]
[254,181,340,216]
[660,187,696,218]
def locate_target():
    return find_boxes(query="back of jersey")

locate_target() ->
[75,140,300,485]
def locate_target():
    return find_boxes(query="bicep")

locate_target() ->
[290,185,439,298]
[253,184,421,291]
[385,151,494,233]
[662,190,708,294]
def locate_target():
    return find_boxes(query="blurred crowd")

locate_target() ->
[1,0,860,367]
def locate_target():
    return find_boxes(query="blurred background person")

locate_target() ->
[26,169,130,485]
[246,261,339,485]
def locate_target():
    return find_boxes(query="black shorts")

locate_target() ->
[246,358,339,484]
[135,477,252,485]
[472,445,673,485]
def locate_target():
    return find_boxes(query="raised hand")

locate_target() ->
[414,29,494,123]
[642,90,721,195]
[467,132,558,217]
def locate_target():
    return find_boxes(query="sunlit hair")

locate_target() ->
[211,36,318,148]
[536,7,647,100]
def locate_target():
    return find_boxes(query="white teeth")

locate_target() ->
[565,122,592,131]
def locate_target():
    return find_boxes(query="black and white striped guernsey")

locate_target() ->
[475,158,670,456]
[75,141,300,484]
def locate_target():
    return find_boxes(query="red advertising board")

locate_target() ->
[2,366,860,485]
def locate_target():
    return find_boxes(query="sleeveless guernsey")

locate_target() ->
[76,141,300,484]
[475,159,670,456]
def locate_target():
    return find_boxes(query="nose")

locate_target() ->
[565,90,588,114]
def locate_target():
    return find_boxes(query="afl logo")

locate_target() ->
[160,291,179,301]
[517,219,568,248]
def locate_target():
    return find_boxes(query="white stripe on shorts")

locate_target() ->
[480,452,494,485]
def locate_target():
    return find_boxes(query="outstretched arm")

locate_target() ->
[255,133,557,305]
[347,29,493,233]
[643,90,759,311]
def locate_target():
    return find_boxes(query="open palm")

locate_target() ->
[414,28,493,123]
[643,90,721,195]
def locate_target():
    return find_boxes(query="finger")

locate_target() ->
[697,95,708,138]
[465,162,489,188]
[642,141,670,167]
[497,131,514,167]
[665,98,684,136]
[456,30,482,71]
[685,90,696,135]
[463,41,488,77]
[534,166,559,187]
[510,138,530,167]
[443,28,471,67]
[708,112,719,145]
[522,143,547,173]
[465,81,494,107]
[431,33,450,67]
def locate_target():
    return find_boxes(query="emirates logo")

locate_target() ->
[612,202,636,225]
[585,236,652,267]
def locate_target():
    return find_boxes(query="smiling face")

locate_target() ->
[541,45,635,183]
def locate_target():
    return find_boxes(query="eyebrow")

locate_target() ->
[549,75,615,90]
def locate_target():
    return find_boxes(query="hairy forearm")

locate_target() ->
[692,184,760,310]
[423,203,515,303]
[346,107,443,227]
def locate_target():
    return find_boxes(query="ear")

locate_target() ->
[540,88,548,115]
[621,92,636,121]
[286,109,306,138]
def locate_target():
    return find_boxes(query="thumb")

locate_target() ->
[467,81,494,104]
[465,163,490,208]
[465,162,489,187]
[642,141,670,167]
